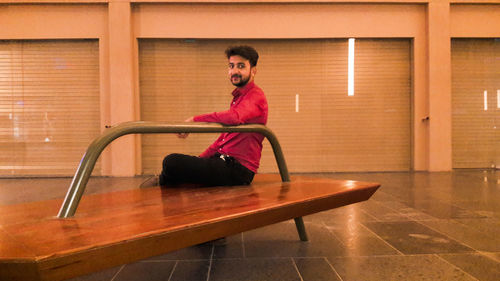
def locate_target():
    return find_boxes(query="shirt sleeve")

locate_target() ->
[193,92,265,125]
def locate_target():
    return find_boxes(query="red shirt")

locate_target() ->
[193,81,268,172]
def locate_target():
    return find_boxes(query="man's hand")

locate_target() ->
[177,117,194,139]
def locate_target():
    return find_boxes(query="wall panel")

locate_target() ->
[0,4,107,39]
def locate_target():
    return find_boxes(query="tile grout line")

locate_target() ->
[205,243,216,281]
[358,222,405,256]
[291,258,304,281]
[145,258,210,262]
[321,214,404,257]
[443,217,500,244]
[429,189,488,219]
[370,198,415,222]
[166,261,178,281]
[361,208,381,222]
[477,251,500,263]
[324,257,344,281]
[242,233,246,258]
[413,220,481,253]
[321,221,347,247]
[110,264,125,281]
[370,194,487,254]
[434,254,480,281]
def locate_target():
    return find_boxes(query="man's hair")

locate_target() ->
[225,46,259,67]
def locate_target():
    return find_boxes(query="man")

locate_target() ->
[147,45,268,187]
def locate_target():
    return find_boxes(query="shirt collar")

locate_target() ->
[232,81,255,97]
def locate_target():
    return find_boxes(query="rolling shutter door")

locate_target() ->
[331,39,411,171]
[0,40,101,176]
[452,39,500,169]
[139,39,411,174]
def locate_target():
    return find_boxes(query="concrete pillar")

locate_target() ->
[427,0,452,171]
[107,0,136,176]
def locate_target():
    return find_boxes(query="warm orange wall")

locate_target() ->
[0,4,106,39]
[450,4,500,37]
[133,3,424,38]
[1,0,499,175]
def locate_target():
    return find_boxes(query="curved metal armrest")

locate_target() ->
[58,121,290,218]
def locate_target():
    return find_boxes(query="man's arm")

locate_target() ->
[176,117,221,158]
[193,93,266,125]
[177,117,194,139]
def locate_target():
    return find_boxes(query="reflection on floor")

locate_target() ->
[1,170,499,281]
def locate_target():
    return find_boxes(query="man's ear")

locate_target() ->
[251,66,257,77]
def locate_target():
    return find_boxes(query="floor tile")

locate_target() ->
[454,218,500,238]
[294,257,342,281]
[243,221,344,257]
[479,252,500,262]
[439,253,500,281]
[420,219,500,252]
[374,200,437,221]
[67,265,122,281]
[357,200,411,222]
[213,234,244,259]
[328,255,477,281]
[324,220,401,257]
[457,201,500,220]
[168,260,210,281]
[363,221,474,254]
[366,190,401,202]
[113,261,175,281]
[304,204,378,223]
[409,201,486,219]
[209,258,301,281]
[148,243,213,260]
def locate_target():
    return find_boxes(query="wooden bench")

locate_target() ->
[0,174,379,281]
[0,122,380,280]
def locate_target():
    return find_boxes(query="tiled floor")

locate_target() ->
[1,170,499,280]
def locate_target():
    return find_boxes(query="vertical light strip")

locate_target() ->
[348,38,355,96]
[484,90,488,111]
[295,94,299,113]
[497,90,500,109]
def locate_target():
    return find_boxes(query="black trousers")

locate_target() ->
[159,153,255,187]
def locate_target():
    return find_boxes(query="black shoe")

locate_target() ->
[139,175,159,188]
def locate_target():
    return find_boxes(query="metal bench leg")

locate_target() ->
[294,217,308,241]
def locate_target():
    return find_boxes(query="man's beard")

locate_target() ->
[231,74,250,87]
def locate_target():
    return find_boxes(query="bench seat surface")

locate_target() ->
[0,174,379,281]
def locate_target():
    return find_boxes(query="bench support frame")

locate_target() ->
[57,121,308,240]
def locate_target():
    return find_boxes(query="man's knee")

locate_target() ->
[163,153,184,170]
[160,153,188,185]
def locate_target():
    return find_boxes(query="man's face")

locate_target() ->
[228,55,256,87]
